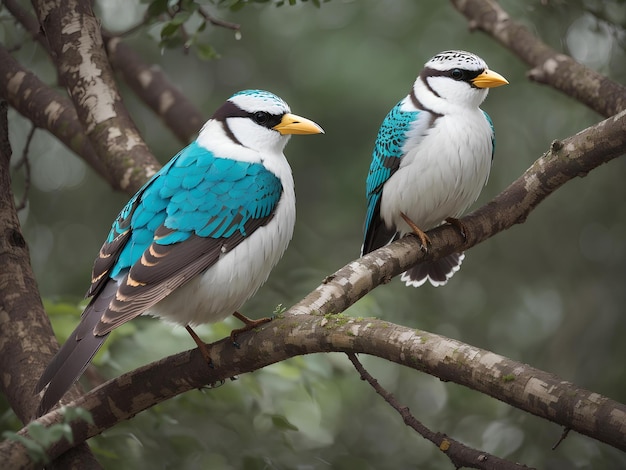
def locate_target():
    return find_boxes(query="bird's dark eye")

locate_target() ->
[451,68,464,80]
[252,111,269,125]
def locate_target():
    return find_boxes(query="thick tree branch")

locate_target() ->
[5,0,202,170]
[3,313,625,467]
[104,34,205,144]
[0,100,101,468]
[0,45,116,188]
[450,0,626,117]
[32,0,160,193]
[290,110,626,317]
[2,111,625,467]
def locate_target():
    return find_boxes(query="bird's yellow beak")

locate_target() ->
[471,69,509,89]
[273,113,324,135]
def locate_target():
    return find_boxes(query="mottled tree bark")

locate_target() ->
[104,35,205,144]
[0,101,101,469]
[4,0,204,146]
[2,313,625,465]
[31,0,160,193]
[0,45,114,187]
[451,0,626,117]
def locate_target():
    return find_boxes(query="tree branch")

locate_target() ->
[290,110,626,318]
[0,100,102,469]
[3,313,625,467]
[0,44,115,187]
[4,0,204,170]
[12,125,35,211]
[346,353,534,470]
[450,0,626,117]
[2,110,625,466]
[32,0,160,193]
[104,34,205,144]
[197,7,241,32]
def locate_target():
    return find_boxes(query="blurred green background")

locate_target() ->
[2,0,626,468]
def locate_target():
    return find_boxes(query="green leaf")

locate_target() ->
[170,11,192,26]
[0,406,98,463]
[28,422,70,447]
[24,422,50,444]
[179,0,199,12]
[2,431,48,463]
[270,414,299,432]
[160,21,180,39]
[196,43,219,61]
[63,406,94,426]
[229,1,247,12]
[146,0,168,17]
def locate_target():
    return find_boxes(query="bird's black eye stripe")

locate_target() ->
[247,111,282,129]
[420,66,482,83]
[210,100,283,129]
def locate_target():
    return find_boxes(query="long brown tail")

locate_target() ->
[34,280,117,417]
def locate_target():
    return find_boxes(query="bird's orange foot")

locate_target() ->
[445,217,468,242]
[230,311,273,348]
[185,325,214,368]
[400,212,431,252]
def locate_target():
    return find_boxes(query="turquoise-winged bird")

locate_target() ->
[362,50,508,287]
[35,90,323,416]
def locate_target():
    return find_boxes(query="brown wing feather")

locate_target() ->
[87,195,143,298]
[93,216,270,336]
[88,231,131,297]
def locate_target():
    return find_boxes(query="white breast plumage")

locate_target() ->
[381,109,493,234]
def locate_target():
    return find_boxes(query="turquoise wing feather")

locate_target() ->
[88,141,282,332]
[482,110,495,161]
[362,101,421,254]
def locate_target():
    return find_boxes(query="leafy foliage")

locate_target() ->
[2,408,93,464]
[139,0,329,59]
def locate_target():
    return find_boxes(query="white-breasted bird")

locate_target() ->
[35,89,323,416]
[362,50,508,287]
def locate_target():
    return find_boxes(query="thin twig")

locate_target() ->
[13,125,34,211]
[552,427,571,450]
[346,353,534,470]
[198,7,240,31]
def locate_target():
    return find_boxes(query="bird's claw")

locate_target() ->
[445,217,468,242]
[400,212,431,252]
[230,312,273,347]
[185,325,214,368]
